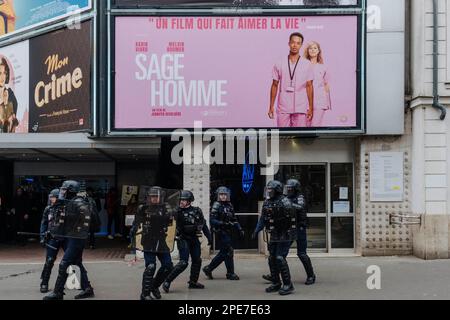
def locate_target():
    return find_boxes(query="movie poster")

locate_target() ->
[0,40,29,133]
[114,15,359,131]
[113,0,358,7]
[121,185,139,205]
[29,20,91,133]
[0,0,92,39]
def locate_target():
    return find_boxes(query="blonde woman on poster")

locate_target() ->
[304,41,332,127]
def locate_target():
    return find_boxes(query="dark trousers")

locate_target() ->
[164,237,202,284]
[296,226,308,255]
[178,238,201,262]
[88,232,96,247]
[267,240,293,286]
[144,251,172,269]
[209,232,235,274]
[268,240,292,258]
[54,238,90,293]
[296,226,315,278]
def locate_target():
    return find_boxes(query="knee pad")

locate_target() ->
[177,260,189,270]
[226,246,234,258]
[298,253,308,260]
[268,255,277,264]
[45,256,55,265]
[58,261,70,274]
[275,256,286,264]
[162,262,174,274]
[145,263,156,277]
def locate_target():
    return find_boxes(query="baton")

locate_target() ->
[17,232,87,240]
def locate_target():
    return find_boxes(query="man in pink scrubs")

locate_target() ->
[268,33,314,127]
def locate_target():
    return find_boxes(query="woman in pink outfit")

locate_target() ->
[304,41,331,127]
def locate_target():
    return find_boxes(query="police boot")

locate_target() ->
[74,286,95,299]
[225,249,239,280]
[152,264,173,299]
[265,256,281,293]
[188,281,205,289]
[262,274,275,283]
[277,256,294,296]
[43,291,64,300]
[189,259,204,288]
[188,258,204,288]
[163,261,188,293]
[202,265,214,279]
[203,252,224,280]
[299,254,316,285]
[43,262,69,300]
[226,273,240,280]
[141,264,155,301]
[40,257,55,293]
[263,255,278,284]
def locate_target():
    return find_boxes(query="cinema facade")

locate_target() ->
[2,0,447,260]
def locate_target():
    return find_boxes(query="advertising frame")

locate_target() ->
[0,0,93,42]
[111,0,363,10]
[0,14,97,135]
[107,2,366,136]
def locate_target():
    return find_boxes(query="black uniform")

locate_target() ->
[254,180,296,295]
[43,181,94,300]
[163,191,212,292]
[39,189,63,293]
[285,179,316,285]
[132,187,175,300]
[203,187,243,281]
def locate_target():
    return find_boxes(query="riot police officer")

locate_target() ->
[131,186,175,300]
[285,179,316,285]
[253,180,296,295]
[39,189,61,293]
[162,190,212,293]
[202,186,243,281]
[262,179,316,285]
[43,181,95,300]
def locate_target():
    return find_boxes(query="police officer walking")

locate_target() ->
[43,181,95,300]
[39,189,62,293]
[162,190,212,293]
[203,186,244,281]
[131,187,175,300]
[253,180,296,296]
[262,179,316,285]
[285,179,316,285]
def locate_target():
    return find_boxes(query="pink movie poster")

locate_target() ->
[114,16,358,130]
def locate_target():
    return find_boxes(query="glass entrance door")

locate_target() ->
[275,164,327,252]
[275,163,355,253]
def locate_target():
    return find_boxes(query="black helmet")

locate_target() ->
[284,179,301,197]
[216,186,231,202]
[180,190,194,202]
[60,180,80,199]
[266,180,283,199]
[49,189,60,198]
[147,186,165,204]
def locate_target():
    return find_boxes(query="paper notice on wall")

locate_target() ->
[369,152,404,202]
[339,187,348,200]
[333,201,350,213]
[125,215,135,227]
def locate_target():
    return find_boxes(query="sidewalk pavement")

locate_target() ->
[0,254,449,300]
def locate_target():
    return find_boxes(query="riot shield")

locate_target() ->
[137,189,180,253]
